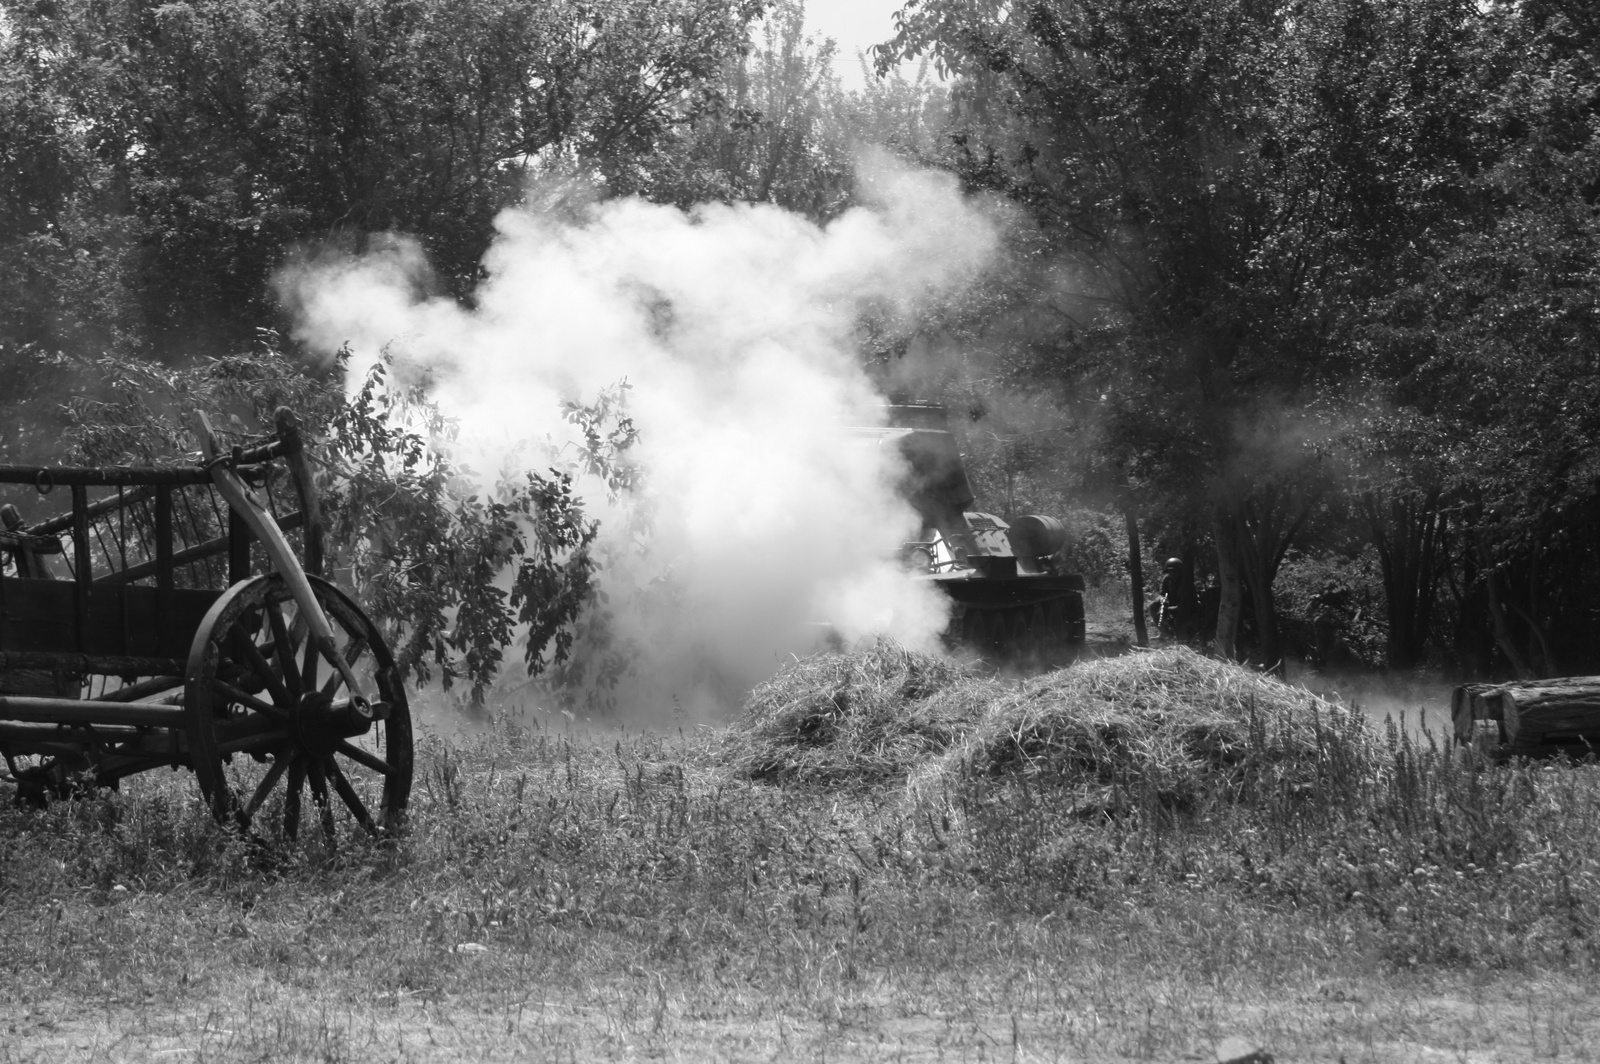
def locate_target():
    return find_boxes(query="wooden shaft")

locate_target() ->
[275,408,325,577]
[93,676,183,702]
[0,694,186,728]
[0,721,152,743]
[195,411,368,703]
[229,507,252,585]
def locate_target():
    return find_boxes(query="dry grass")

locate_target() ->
[728,643,1359,812]
[912,646,1360,810]
[726,641,984,785]
[6,649,1600,1061]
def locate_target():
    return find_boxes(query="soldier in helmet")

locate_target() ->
[1156,557,1184,637]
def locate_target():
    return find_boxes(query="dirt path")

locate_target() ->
[7,971,1598,1063]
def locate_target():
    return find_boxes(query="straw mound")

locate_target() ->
[728,642,987,785]
[912,645,1355,805]
[730,643,1360,801]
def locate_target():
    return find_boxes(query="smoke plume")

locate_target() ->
[279,155,1003,716]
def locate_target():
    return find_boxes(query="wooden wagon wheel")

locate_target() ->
[185,574,413,837]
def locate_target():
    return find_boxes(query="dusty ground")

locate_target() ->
[5,874,1598,1064]
[6,968,1599,1061]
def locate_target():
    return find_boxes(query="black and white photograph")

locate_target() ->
[2,0,1598,1058]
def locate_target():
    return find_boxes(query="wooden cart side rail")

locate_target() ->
[0,465,212,488]
[23,484,157,538]
[0,651,186,676]
[0,438,297,493]
[0,531,63,555]
[95,509,304,585]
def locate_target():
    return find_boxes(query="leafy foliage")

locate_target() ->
[0,0,765,362]
[47,345,613,704]
[646,0,952,220]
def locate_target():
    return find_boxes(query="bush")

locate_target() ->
[1275,548,1387,668]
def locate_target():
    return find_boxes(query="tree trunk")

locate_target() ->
[1480,535,1535,680]
[1126,509,1148,648]
[1245,564,1284,675]
[1213,509,1243,661]
[1216,486,1316,672]
[1363,488,1446,670]
[1177,540,1200,643]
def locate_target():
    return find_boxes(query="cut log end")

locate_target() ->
[1451,677,1600,757]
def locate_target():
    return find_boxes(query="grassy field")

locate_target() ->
[4,645,1600,1062]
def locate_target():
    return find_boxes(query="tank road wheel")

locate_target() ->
[1020,604,1049,658]
[961,608,989,653]
[185,574,413,838]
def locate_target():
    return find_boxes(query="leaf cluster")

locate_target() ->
[43,344,615,705]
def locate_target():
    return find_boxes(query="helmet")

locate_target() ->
[1163,558,1182,571]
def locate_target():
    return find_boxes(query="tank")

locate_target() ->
[871,403,1086,658]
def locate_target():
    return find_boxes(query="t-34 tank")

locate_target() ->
[872,403,1086,658]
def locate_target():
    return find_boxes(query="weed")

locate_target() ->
[5,649,1600,1059]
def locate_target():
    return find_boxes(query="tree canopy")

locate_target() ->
[878,0,1600,674]
[1,0,764,367]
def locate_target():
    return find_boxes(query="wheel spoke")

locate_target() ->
[212,680,290,722]
[301,636,319,695]
[265,601,302,698]
[336,739,394,777]
[320,638,367,698]
[307,758,337,838]
[243,754,291,819]
[231,623,290,706]
[288,611,310,657]
[327,759,375,834]
[284,755,306,840]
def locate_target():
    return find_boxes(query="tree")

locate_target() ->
[1349,0,1600,677]
[646,0,953,222]
[0,0,763,362]
[881,0,1493,667]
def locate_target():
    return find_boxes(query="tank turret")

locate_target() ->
[873,404,1086,659]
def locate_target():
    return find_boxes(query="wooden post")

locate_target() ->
[2,504,35,577]
[155,485,173,658]
[72,485,91,653]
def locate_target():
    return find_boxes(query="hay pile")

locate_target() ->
[727,642,987,785]
[731,643,1361,802]
[909,646,1358,807]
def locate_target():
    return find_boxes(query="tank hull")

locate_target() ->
[929,573,1087,659]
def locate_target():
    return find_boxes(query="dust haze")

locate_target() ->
[279,154,1005,716]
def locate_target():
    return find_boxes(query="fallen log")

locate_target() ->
[1451,676,1600,756]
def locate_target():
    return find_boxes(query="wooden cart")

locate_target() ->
[0,409,412,837]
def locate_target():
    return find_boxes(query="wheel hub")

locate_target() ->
[291,691,381,757]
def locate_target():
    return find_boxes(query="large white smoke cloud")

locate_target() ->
[280,155,1003,716]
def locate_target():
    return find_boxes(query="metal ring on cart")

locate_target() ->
[34,470,53,495]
